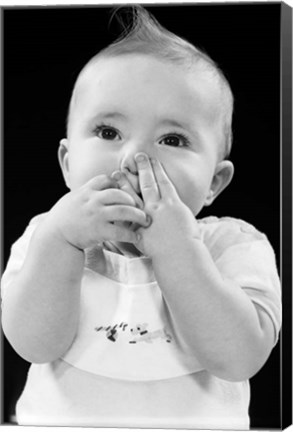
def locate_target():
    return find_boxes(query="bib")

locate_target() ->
[62,248,204,380]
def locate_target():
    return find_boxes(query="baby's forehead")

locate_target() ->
[74,54,224,111]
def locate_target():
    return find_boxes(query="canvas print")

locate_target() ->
[2,3,291,429]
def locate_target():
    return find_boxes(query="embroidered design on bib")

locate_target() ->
[94,322,128,342]
[94,322,172,344]
[129,323,172,344]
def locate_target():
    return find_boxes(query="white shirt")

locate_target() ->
[1,215,281,429]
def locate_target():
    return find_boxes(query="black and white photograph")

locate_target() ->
[1,2,292,430]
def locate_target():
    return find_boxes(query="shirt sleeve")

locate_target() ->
[1,214,46,302]
[200,217,282,345]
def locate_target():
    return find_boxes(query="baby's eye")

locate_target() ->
[159,134,190,148]
[94,125,120,141]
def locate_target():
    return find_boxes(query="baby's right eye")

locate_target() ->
[94,125,120,141]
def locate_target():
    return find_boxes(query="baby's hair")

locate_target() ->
[67,5,234,159]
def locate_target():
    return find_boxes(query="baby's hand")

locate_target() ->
[134,154,200,258]
[45,175,149,250]
[111,170,144,210]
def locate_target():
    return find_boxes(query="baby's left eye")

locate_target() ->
[159,134,189,148]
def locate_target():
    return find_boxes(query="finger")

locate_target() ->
[106,224,139,244]
[111,171,144,209]
[150,158,178,198]
[86,174,116,191]
[135,153,160,203]
[99,189,136,206]
[103,206,149,227]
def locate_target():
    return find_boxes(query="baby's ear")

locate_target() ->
[58,138,71,189]
[204,160,234,206]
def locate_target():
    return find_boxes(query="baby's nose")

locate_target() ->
[120,153,138,176]
[120,141,152,175]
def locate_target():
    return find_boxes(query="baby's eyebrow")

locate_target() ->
[159,118,202,140]
[93,111,127,122]
[159,118,191,130]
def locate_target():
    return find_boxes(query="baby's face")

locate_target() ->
[61,54,231,216]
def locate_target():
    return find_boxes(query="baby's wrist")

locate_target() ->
[35,217,85,256]
[149,234,200,261]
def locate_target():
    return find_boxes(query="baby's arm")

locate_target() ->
[134,154,276,382]
[2,175,147,363]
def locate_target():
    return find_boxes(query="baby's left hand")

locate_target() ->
[134,153,200,258]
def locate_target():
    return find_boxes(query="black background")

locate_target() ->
[3,3,281,427]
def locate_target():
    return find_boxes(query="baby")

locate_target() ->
[1,6,281,429]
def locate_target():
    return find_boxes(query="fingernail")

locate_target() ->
[135,153,147,163]
[111,171,122,181]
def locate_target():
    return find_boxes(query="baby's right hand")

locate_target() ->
[45,175,148,250]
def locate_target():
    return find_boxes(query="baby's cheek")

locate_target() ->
[177,182,207,216]
[68,157,115,190]
[159,156,195,203]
